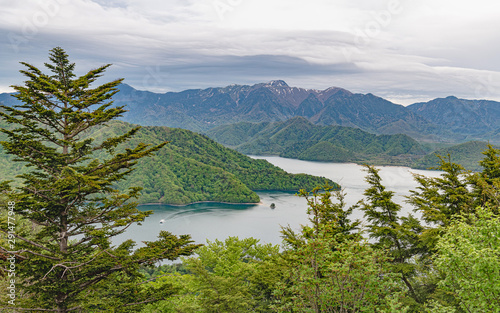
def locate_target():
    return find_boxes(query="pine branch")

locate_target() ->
[0,228,58,256]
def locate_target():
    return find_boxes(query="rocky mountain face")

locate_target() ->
[2,80,500,143]
[111,81,444,140]
[113,80,341,130]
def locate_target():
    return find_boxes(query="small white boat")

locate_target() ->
[159,219,165,224]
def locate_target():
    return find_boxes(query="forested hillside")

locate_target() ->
[0,119,334,205]
[206,117,500,171]
[412,141,500,171]
[206,117,428,166]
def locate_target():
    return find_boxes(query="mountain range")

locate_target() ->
[112,81,500,143]
[1,81,499,143]
[408,96,500,142]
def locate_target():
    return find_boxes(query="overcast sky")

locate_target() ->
[1,0,500,104]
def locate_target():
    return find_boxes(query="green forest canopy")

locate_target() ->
[0,118,335,205]
[206,117,428,166]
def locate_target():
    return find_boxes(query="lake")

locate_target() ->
[115,157,442,247]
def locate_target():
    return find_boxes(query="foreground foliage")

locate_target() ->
[0,48,200,312]
[434,208,500,312]
[140,237,281,312]
[275,235,400,313]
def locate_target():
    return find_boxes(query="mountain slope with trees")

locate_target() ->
[412,141,500,171]
[96,121,336,204]
[0,118,334,205]
[206,117,428,166]
[207,118,499,171]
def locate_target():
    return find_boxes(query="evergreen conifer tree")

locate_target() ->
[470,145,500,211]
[280,184,360,249]
[408,156,474,252]
[359,165,423,304]
[0,47,200,312]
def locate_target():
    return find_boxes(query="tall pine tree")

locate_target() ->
[0,47,200,312]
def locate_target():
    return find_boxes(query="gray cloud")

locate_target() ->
[1,0,500,104]
[118,54,361,92]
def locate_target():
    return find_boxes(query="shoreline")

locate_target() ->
[250,154,442,171]
[139,200,264,207]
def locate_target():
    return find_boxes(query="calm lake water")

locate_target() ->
[115,157,442,247]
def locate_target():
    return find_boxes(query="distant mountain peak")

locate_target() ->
[266,80,289,87]
[315,86,351,102]
[324,86,343,92]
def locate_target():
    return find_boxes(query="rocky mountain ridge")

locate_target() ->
[2,80,499,143]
